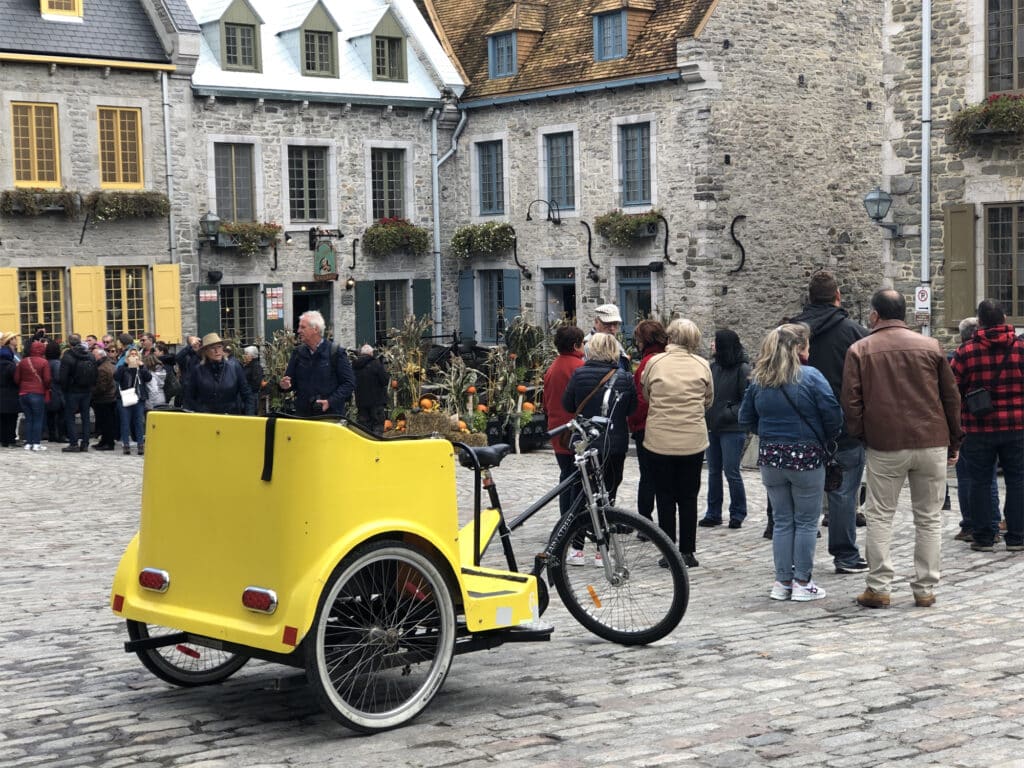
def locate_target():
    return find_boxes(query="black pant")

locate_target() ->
[65,391,92,446]
[92,401,117,447]
[650,450,705,554]
[602,451,626,505]
[46,407,65,442]
[357,405,387,435]
[0,412,17,446]
[634,432,656,520]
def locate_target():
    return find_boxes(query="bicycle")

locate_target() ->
[454,414,689,645]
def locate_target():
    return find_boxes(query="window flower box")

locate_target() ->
[217,221,282,256]
[948,94,1024,144]
[594,209,662,247]
[84,190,170,221]
[450,222,516,259]
[0,188,81,219]
[362,217,431,257]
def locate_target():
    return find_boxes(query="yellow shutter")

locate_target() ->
[70,266,106,338]
[152,264,182,344]
[943,203,977,328]
[0,268,20,336]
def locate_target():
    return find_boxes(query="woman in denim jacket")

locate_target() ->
[739,324,843,602]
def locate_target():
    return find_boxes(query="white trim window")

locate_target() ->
[611,114,657,211]
[282,139,336,227]
[364,140,415,224]
[470,133,510,219]
[537,125,579,214]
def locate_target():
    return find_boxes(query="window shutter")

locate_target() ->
[458,270,475,340]
[196,284,221,337]
[943,203,977,327]
[502,269,521,322]
[0,268,18,336]
[69,266,105,338]
[412,278,431,321]
[152,264,182,344]
[354,280,375,346]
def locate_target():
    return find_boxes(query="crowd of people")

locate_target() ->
[543,274,1023,607]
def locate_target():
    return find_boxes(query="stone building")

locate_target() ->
[883,1,1024,338]
[0,0,198,344]
[421,0,888,346]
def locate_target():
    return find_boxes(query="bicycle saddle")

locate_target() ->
[459,443,512,470]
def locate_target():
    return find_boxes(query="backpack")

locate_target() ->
[162,365,181,401]
[72,356,98,389]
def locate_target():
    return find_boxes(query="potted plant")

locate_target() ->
[0,188,81,219]
[948,93,1024,144]
[218,221,283,256]
[450,222,516,259]
[594,209,662,247]
[84,190,170,221]
[362,217,431,257]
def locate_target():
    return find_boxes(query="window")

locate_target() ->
[105,267,147,338]
[224,22,258,71]
[545,132,575,211]
[543,268,576,328]
[478,141,504,216]
[18,269,65,341]
[374,36,406,81]
[371,148,405,219]
[984,204,1024,319]
[219,285,258,343]
[374,280,408,344]
[98,107,143,188]
[594,12,626,61]
[620,122,651,206]
[214,143,254,222]
[480,270,506,342]
[287,146,327,221]
[617,267,651,340]
[42,0,81,16]
[304,30,335,76]
[987,0,1024,94]
[488,33,517,78]
[11,102,60,187]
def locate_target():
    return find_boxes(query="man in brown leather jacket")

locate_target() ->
[841,289,961,609]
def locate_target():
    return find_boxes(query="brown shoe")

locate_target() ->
[954,529,972,542]
[856,588,891,609]
[914,593,936,608]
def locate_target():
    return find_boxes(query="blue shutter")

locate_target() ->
[502,269,521,322]
[412,278,431,321]
[458,270,476,340]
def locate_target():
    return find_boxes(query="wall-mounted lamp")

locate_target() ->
[862,187,904,238]
[284,233,294,245]
[526,199,562,225]
[345,276,356,291]
[206,270,223,284]
[198,211,221,249]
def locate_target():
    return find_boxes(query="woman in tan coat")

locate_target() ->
[641,319,713,567]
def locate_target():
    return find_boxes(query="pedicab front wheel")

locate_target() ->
[305,541,456,733]
[126,621,250,686]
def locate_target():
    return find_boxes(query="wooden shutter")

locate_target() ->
[354,280,375,346]
[69,266,105,338]
[196,284,221,337]
[943,203,977,327]
[502,269,521,321]
[412,278,431,321]
[0,268,19,336]
[458,270,475,340]
[152,264,182,344]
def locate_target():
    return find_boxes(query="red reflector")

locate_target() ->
[282,626,298,646]
[138,568,169,592]
[175,644,201,659]
[112,594,124,612]
[242,587,277,614]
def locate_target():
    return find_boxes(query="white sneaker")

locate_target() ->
[24,443,33,451]
[791,580,826,602]
[567,549,586,566]
[594,550,603,567]
[770,581,792,601]
[33,444,46,452]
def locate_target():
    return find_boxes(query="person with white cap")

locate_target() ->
[584,304,630,371]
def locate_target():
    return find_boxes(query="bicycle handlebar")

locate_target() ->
[545,415,608,442]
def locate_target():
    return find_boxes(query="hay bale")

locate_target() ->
[449,432,487,447]
[406,410,452,436]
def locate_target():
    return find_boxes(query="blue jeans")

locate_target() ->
[19,393,45,445]
[955,453,1000,534]
[119,402,146,448]
[762,465,825,583]
[64,391,92,446]
[826,443,865,568]
[962,431,1023,547]
[704,431,747,522]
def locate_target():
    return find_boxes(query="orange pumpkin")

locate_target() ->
[384,419,393,430]
[523,401,535,412]
[476,404,488,413]
[516,384,527,394]
[390,380,399,389]
[419,397,433,410]
[467,386,477,394]
[457,420,467,431]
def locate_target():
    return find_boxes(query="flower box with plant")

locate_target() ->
[450,222,516,260]
[594,209,662,247]
[362,217,431,257]
[0,188,81,219]
[85,190,170,221]
[948,93,1024,144]
[218,221,283,256]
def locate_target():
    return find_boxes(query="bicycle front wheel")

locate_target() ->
[551,508,688,645]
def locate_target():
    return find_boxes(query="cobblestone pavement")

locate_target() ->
[2,436,1022,768]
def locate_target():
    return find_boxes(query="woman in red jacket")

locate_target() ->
[543,325,585,516]
[627,320,668,529]
[14,340,51,452]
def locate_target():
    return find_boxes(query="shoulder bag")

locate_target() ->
[555,369,616,450]
[780,385,842,492]
[119,371,140,407]
[964,341,1019,417]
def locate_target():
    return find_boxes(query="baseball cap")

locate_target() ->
[594,304,622,324]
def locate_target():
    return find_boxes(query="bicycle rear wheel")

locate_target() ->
[550,507,688,645]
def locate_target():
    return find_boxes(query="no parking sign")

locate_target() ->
[914,285,931,326]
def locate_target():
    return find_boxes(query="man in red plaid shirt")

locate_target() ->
[949,299,1024,552]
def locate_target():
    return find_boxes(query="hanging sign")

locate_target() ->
[314,242,338,282]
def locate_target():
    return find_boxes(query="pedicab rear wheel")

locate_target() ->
[126,621,250,686]
[305,541,456,733]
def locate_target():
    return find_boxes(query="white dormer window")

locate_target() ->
[41,0,82,21]
[371,11,408,82]
[304,30,336,76]
[219,0,263,73]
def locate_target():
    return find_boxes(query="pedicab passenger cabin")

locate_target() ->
[110,411,542,732]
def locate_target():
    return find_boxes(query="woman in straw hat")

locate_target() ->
[183,333,254,416]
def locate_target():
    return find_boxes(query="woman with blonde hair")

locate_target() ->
[641,318,712,568]
[739,323,843,601]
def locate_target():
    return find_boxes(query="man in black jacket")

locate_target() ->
[352,344,389,434]
[59,334,96,452]
[279,311,356,417]
[790,272,869,574]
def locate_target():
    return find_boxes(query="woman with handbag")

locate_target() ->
[543,325,586,518]
[739,324,843,601]
[13,340,51,452]
[114,348,151,456]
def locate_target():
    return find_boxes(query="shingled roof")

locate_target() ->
[419,0,716,101]
[0,0,171,63]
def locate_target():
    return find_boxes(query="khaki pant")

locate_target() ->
[864,446,946,597]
